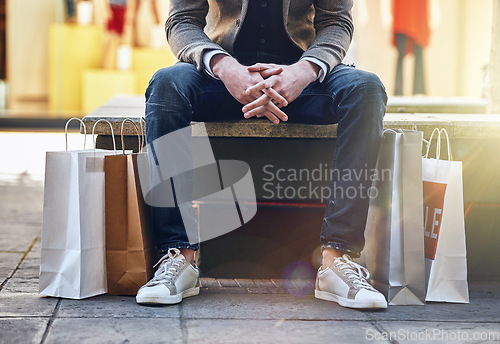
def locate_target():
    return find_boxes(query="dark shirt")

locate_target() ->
[233,0,303,64]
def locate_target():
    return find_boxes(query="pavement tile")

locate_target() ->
[44,318,183,344]
[367,298,500,323]
[0,184,43,226]
[280,279,315,298]
[180,293,370,321]
[204,287,248,295]
[0,293,57,317]
[0,253,25,286]
[186,319,388,344]
[0,224,41,236]
[268,287,287,294]
[376,321,500,343]
[11,262,39,279]
[58,295,181,318]
[0,235,36,254]
[25,246,41,261]
[30,236,41,250]
[469,281,500,298]
[252,279,277,289]
[199,278,220,288]
[1,276,39,294]
[271,279,284,287]
[0,318,49,344]
[199,288,210,295]
[289,279,314,290]
[234,279,256,288]
[1,245,41,294]
[217,279,239,288]
[246,288,271,294]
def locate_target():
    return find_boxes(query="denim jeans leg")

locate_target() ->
[144,62,242,255]
[319,65,387,257]
[283,64,387,257]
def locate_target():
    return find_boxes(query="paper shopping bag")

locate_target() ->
[104,119,157,295]
[422,129,469,303]
[40,119,118,299]
[359,129,426,305]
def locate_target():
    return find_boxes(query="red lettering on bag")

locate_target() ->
[423,181,447,260]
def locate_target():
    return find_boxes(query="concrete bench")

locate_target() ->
[82,95,500,280]
[83,95,494,140]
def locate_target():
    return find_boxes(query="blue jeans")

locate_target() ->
[145,61,387,257]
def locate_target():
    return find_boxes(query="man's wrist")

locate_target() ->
[295,60,321,84]
[211,54,236,79]
[204,50,229,79]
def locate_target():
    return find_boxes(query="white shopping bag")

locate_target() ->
[359,129,426,305]
[39,119,118,299]
[422,128,469,303]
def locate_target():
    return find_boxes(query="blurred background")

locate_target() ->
[2,0,175,118]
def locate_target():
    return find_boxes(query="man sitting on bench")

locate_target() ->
[136,0,388,309]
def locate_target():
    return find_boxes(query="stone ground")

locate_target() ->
[1,178,500,344]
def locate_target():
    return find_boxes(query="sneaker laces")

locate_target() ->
[145,248,184,287]
[333,254,376,290]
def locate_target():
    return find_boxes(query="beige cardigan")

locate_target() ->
[165,0,354,73]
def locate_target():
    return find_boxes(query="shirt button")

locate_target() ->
[260,38,266,44]
[260,22,266,29]
[261,1,267,8]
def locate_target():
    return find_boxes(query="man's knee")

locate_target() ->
[328,66,386,100]
[345,69,387,115]
[146,63,200,97]
[356,70,385,90]
[345,69,386,97]
[328,67,387,125]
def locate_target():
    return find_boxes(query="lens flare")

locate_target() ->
[282,261,315,297]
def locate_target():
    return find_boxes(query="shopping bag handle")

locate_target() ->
[440,129,452,160]
[424,128,452,161]
[64,117,87,151]
[139,117,146,153]
[92,119,117,153]
[383,128,400,134]
[120,119,142,154]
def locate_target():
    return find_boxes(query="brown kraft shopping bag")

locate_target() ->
[104,119,157,295]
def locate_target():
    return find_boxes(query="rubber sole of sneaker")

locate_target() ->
[136,287,200,305]
[315,289,387,309]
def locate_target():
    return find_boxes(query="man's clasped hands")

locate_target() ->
[210,54,320,124]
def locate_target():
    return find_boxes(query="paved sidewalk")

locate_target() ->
[1,179,500,344]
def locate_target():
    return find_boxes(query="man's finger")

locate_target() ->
[245,76,277,95]
[247,66,267,72]
[262,111,280,125]
[244,104,284,125]
[263,88,288,107]
[242,95,257,105]
[259,67,283,79]
[242,93,270,113]
[244,105,280,125]
[265,101,288,122]
[247,63,274,72]
[243,104,268,119]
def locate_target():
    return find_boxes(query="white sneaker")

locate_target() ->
[315,254,387,309]
[136,248,200,305]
